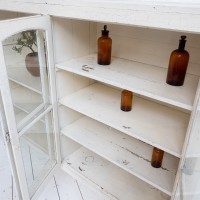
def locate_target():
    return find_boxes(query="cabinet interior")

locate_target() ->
[1,11,200,200]
[52,16,200,200]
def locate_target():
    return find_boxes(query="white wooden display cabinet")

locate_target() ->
[0,9,200,200]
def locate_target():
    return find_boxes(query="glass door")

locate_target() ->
[0,15,59,199]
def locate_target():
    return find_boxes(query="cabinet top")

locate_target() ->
[1,0,200,33]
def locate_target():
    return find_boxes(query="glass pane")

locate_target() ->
[15,103,51,132]
[2,30,49,128]
[19,110,56,197]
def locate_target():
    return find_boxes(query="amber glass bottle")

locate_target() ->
[166,35,189,86]
[98,25,112,65]
[151,147,164,168]
[121,90,133,112]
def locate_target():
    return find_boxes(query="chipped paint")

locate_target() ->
[116,144,170,172]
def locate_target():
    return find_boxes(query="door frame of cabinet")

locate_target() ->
[0,93,22,199]
[0,15,61,200]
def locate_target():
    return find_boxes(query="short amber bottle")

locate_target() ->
[151,147,164,168]
[121,90,133,112]
[166,35,190,86]
[98,25,112,65]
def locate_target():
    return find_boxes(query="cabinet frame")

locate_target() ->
[0,7,200,199]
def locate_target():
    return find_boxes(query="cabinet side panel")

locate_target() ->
[58,106,83,129]
[56,70,95,99]
[61,136,81,160]
[52,17,96,63]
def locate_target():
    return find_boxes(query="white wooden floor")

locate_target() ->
[37,170,108,200]
[0,126,108,200]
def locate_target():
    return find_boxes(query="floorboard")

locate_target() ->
[38,170,109,200]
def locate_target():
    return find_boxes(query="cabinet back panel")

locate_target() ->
[97,23,200,76]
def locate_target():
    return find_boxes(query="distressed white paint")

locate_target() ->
[1,1,200,33]
[62,147,170,200]
[57,55,199,111]
[62,116,179,195]
[60,82,189,157]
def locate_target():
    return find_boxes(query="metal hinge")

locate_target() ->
[5,131,10,143]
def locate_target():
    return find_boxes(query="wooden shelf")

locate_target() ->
[7,66,42,94]
[56,54,199,111]
[62,116,179,195]
[60,83,189,157]
[62,147,170,200]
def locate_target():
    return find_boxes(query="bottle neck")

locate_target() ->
[178,39,186,51]
[102,33,109,37]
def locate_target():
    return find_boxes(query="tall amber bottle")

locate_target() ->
[98,25,112,65]
[151,147,164,168]
[166,36,189,86]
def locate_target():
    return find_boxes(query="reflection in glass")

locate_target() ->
[20,111,56,196]
[2,30,49,128]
